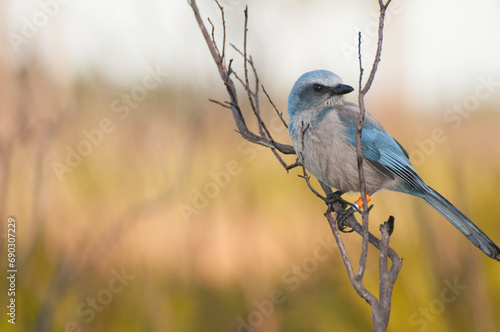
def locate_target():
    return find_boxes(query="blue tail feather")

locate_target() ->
[420,186,500,261]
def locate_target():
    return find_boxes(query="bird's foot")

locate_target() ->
[325,191,358,233]
[326,190,351,210]
[327,193,373,233]
[336,208,356,233]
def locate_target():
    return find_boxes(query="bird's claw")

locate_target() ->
[326,190,351,210]
[336,208,356,233]
[325,190,360,232]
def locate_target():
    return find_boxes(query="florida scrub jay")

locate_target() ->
[288,70,500,261]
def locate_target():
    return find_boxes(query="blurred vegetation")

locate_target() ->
[1,50,500,332]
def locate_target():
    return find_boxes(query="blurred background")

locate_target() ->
[1,0,500,331]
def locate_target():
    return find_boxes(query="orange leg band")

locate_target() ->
[353,194,371,210]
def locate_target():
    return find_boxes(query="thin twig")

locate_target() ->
[300,170,325,201]
[207,18,222,64]
[298,121,325,200]
[239,21,280,148]
[262,85,288,128]
[214,0,226,65]
[230,70,246,90]
[209,99,232,109]
[271,148,299,171]
[231,44,261,101]
[360,0,393,95]
[241,9,264,136]
[325,212,378,306]
[356,30,370,282]
[326,212,356,280]
[284,159,301,171]
[355,0,393,284]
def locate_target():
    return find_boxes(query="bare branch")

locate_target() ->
[355,0,393,284]
[262,85,288,128]
[214,0,226,65]
[299,169,325,201]
[338,212,400,262]
[325,212,378,306]
[355,1,402,330]
[374,217,403,330]
[190,1,402,330]
[297,122,325,200]
[230,69,247,91]
[271,148,299,171]
[233,24,285,154]
[356,30,370,282]
[241,9,264,136]
[189,0,295,156]
[361,0,392,95]
[284,159,301,171]
[189,0,225,80]
[208,99,232,109]
[207,18,222,63]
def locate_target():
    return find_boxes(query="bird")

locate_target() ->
[287,69,500,261]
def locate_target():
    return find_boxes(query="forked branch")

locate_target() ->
[189,1,402,330]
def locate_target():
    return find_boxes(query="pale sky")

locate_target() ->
[5,0,500,108]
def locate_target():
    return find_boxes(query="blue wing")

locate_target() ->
[339,112,427,195]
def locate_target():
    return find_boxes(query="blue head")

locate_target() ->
[287,70,354,117]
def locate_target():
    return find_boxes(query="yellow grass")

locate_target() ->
[1,64,500,331]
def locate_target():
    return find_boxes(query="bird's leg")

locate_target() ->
[336,209,356,233]
[325,191,356,233]
[329,194,372,233]
[325,190,349,210]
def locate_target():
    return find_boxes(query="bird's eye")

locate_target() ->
[313,84,323,92]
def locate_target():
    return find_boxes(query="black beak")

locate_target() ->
[331,84,354,95]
